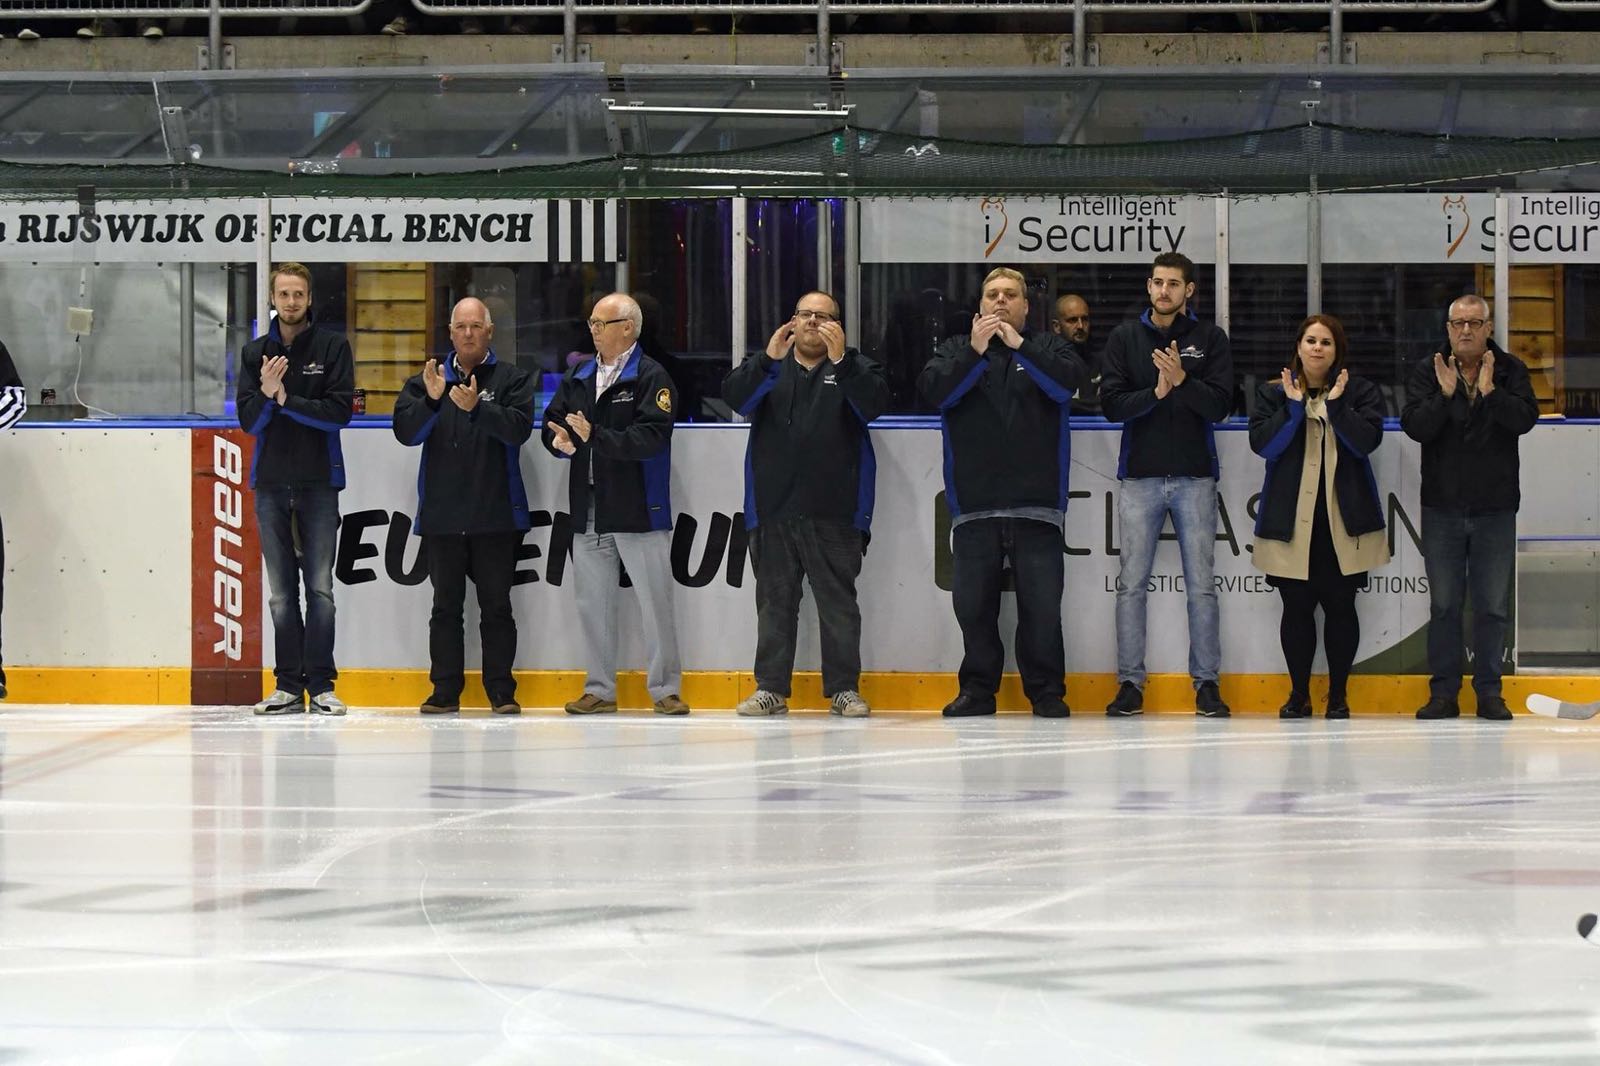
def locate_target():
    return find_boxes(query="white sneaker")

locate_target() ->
[830,690,870,718]
[254,689,304,715]
[736,689,788,717]
[309,691,347,716]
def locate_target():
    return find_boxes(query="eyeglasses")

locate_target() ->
[793,310,837,323]
[588,317,628,330]
[1447,318,1488,331]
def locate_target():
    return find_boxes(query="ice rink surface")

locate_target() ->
[0,704,1597,1065]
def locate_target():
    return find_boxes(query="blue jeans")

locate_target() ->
[1114,477,1221,687]
[255,485,341,697]
[1421,507,1516,700]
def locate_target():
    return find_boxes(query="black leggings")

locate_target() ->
[1275,492,1362,701]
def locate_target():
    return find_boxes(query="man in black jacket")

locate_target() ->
[1099,252,1234,719]
[723,291,889,718]
[543,292,688,717]
[0,339,25,701]
[917,267,1084,718]
[394,297,535,717]
[237,263,354,717]
[1052,293,1100,416]
[1401,294,1540,721]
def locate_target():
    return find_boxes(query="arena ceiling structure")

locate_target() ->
[3,63,1600,196]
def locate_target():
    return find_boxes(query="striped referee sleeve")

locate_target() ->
[0,385,24,431]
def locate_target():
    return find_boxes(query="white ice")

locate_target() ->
[0,705,1597,1065]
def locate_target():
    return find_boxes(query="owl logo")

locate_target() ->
[1442,195,1471,258]
[981,197,1008,259]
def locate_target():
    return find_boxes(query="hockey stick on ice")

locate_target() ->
[1526,694,1600,721]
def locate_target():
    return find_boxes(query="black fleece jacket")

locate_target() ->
[237,318,354,489]
[1249,375,1386,542]
[916,328,1083,518]
[392,351,536,536]
[1399,340,1539,514]
[1099,309,1234,480]
[723,347,889,532]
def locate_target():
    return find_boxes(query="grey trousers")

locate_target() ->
[571,505,683,701]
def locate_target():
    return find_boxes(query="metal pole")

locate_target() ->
[181,262,196,414]
[816,0,831,70]
[256,198,272,340]
[563,0,576,61]
[817,199,833,297]
[1214,193,1230,337]
[1494,190,1510,350]
[1072,0,1086,68]
[1307,177,1322,315]
[732,196,748,367]
[208,0,222,66]
[1329,0,1343,64]
[845,197,860,344]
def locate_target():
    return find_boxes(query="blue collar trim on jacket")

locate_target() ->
[1140,306,1200,332]
[266,311,317,348]
[575,342,641,383]
[446,349,498,384]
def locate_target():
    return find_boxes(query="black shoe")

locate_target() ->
[491,700,522,716]
[1476,695,1513,721]
[1278,692,1312,719]
[1105,681,1143,717]
[1325,699,1350,720]
[1415,696,1460,720]
[1195,681,1231,718]
[420,694,460,715]
[1032,698,1070,718]
[942,692,996,718]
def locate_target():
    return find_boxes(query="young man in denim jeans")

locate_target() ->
[238,263,354,717]
[1100,252,1235,718]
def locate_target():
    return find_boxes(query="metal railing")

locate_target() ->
[406,0,1501,67]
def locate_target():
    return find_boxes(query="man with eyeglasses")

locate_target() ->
[543,292,689,717]
[394,296,536,717]
[1401,293,1539,721]
[918,267,1085,719]
[722,291,889,719]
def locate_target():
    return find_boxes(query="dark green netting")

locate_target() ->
[4,122,1600,198]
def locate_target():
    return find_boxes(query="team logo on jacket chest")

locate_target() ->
[1178,346,1205,361]
[302,362,326,376]
[478,389,496,402]
[610,388,634,404]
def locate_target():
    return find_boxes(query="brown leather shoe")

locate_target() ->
[653,693,690,716]
[565,693,618,715]
[420,696,459,715]
[491,700,521,716]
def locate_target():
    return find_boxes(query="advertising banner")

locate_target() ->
[0,198,624,264]
[191,428,263,705]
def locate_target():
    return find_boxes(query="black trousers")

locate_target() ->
[951,516,1065,704]
[1274,495,1361,702]
[425,531,521,704]
[749,517,866,698]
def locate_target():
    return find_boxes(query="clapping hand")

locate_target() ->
[449,374,479,413]
[1280,368,1303,403]
[423,359,447,401]
[1432,352,1459,398]
[546,420,576,456]
[260,355,290,404]
[1152,342,1186,388]
[565,411,592,443]
[1327,368,1349,401]
[1478,349,1496,396]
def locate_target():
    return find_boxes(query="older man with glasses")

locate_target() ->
[722,291,889,718]
[543,292,689,717]
[1401,293,1539,721]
